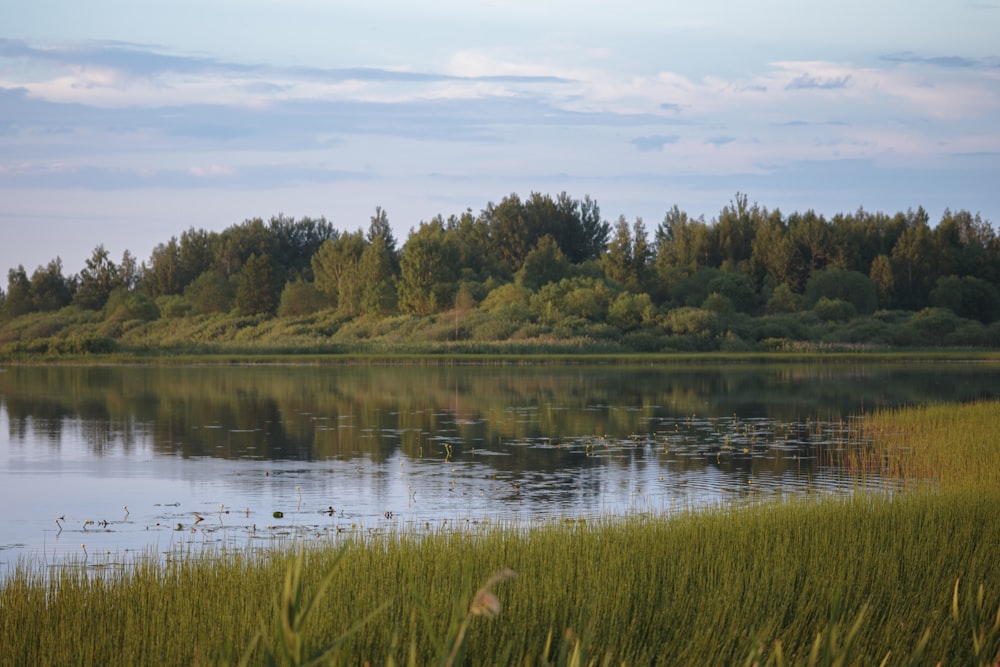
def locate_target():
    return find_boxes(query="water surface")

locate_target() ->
[1,362,997,567]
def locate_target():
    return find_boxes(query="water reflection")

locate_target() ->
[1,362,997,566]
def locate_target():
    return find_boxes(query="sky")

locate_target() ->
[2,0,999,282]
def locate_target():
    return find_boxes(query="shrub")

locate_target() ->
[764,284,803,314]
[278,280,331,317]
[660,306,716,336]
[805,268,878,314]
[930,275,1000,324]
[606,292,655,331]
[157,295,192,318]
[621,330,664,352]
[908,307,961,340]
[812,297,857,322]
[185,271,235,315]
[705,272,758,313]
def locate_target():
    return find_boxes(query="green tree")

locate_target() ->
[1,266,33,319]
[750,212,794,288]
[869,254,894,310]
[786,210,833,291]
[934,209,998,282]
[30,259,72,312]
[576,194,611,262]
[930,275,1000,323]
[482,193,533,275]
[312,230,365,316]
[185,271,235,314]
[714,192,760,272]
[236,253,281,316]
[74,245,123,310]
[515,235,571,291]
[398,219,459,315]
[804,268,878,315]
[179,227,217,287]
[359,229,399,318]
[366,207,399,271]
[144,238,182,297]
[267,214,336,281]
[890,209,938,310]
[602,216,652,293]
[654,206,714,294]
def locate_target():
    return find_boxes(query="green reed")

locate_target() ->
[3,489,999,665]
[3,401,1000,665]
[857,399,1000,488]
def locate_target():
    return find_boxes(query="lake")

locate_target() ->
[1,361,997,568]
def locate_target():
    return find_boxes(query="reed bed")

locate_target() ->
[3,491,999,665]
[2,401,1000,665]
[859,399,1000,489]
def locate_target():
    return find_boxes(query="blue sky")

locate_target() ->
[2,0,999,281]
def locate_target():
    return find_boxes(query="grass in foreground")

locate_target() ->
[2,401,999,665]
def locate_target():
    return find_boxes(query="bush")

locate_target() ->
[805,268,878,314]
[185,271,235,315]
[930,275,1000,324]
[620,330,663,352]
[468,313,520,341]
[764,284,803,314]
[705,272,758,313]
[660,307,716,336]
[908,307,961,340]
[812,297,857,322]
[278,280,331,317]
[157,295,192,318]
[607,292,655,331]
[105,289,160,323]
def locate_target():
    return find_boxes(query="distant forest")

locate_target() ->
[2,192,999,354]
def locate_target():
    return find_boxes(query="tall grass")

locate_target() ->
[853,399,1000,489]
[2,490,999,664]
[2,401,999,665]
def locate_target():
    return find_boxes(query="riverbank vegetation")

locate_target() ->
[2,401,998,665]
[2,192,999,359]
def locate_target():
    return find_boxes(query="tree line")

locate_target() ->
[2,191,998,348]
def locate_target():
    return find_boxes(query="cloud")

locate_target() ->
[880,51,1000,69]
[785,74,852,90]
[631,135,679,151]
[0,162,372,190]
[704,136,735,146]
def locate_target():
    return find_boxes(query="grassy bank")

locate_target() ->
[2,402,999,665]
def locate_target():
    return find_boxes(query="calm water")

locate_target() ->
[1,362,997,568]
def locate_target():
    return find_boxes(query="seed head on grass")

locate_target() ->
[445,569,517,666]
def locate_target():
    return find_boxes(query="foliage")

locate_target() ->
[804,268,878,315]
[105,287,160,323]
[812,297,857,322]
[930,274,1000,323]
[764,283,803,314]
[185,270,235,315]
[3,192,1000,354]
[3,484,999,664]
[515,235,571,291]
[278,280,331,318]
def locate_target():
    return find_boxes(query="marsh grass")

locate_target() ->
[843,399,1000,489]
[2,401,1000,665]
